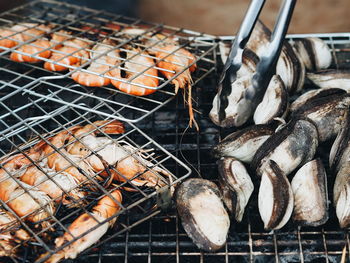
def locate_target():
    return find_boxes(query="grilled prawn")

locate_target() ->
[66,121,171,188]
[154,44,197,129]
[0,23,51,51]
[44,37,90,71]
[0,208,30,257]
[72,39,119,87]
[109,48,159,96]
[0,153,54,228]
[40,189,122,263]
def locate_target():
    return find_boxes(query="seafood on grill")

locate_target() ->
[253,74,289,125]
[0,152,54,228]
[307,69,350,91]
[44,37,90,71]
[0,23,52,51]
[258,160,294,230]
[292,37,332,71]
[109,47,159,95]
[41,120,125,185]
[212,124,274,163]
[66,121,171,188]
[244,20,305,94]
[19,158,85,206]
[292,92,350,142]
[175,178,230,252]
[330,111,350,228]
[0,207,30,257]
[290,88,346,112]
[153,43,198,129]
[40,189,122,263]
[291,159,328,226]
[252,119,318,177]
[72,39,119,87]
[218,157,254,222]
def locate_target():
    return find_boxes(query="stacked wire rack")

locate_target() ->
[0,0,217,262]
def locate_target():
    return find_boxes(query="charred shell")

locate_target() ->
[212,124,274,163]
[333,160,350,228]
[293,93,350,142]
[209,75,253,127]
[253,75,289,125]
[291,159,328,227]
[218,157,254,222]
[329,110,350,174]
[246,20,305,93]
[307,69,350,91]
[293,37,332,71]
[251,119,318,177]
[175,178,230,251]
[258,160,294,230]
[290,88,346,112]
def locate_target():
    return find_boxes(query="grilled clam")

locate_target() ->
[291,159,328,227]
[175,178,230,252]
[258,160,294,230]
[251,119,318,177]
[218,157,254,222]
[292,37,332,71]
[307,70,350,91]
[246,20,305,93]
[293,93,350,142]
[334,163,350,228]
[212,124,274,163]
[253,75,289,125]
[290,88,346,112]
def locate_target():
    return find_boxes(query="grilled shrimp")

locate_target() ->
[40,189,122,263]
[109,48,159,96]
[44,38,90,71]
[154,44,197,128]
[0,23,51,51]
[67,122,171,188]
[72,39,119,87]
[40,120,124,185]
[0,208,30,257]
[0,153,54,228]
[20,158,85,206]
[10,30,70,63]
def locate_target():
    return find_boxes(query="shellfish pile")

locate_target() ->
[207,20,350,244]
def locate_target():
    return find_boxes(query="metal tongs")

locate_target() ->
[217,0,296,123]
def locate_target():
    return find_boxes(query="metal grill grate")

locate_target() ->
[0,88,192,262]
[0,0,217,122]
[63,33,350,263]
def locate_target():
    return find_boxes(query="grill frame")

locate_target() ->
[0,0,217,123]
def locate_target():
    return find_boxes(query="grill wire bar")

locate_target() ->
[0,0,217,123]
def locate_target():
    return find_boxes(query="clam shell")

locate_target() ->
[258,160,294,230]
[212,124,274,163]
[307,70,350,91]
[293,37,332,71]
[218,157,254,222]
[334,164,350,228]
[290,88,346,112]
[175,178,230,252]
[291,159,328,227]
[293,93,350,142]
[252,119,318,177]
[253,75,289,125]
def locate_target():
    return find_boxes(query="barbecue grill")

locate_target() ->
[1,1,350,262]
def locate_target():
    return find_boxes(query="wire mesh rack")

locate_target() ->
[0,86,192,262]
[53,33,350,263]
[0,0,217,123]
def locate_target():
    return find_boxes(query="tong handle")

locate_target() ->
[224,0,266,71]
